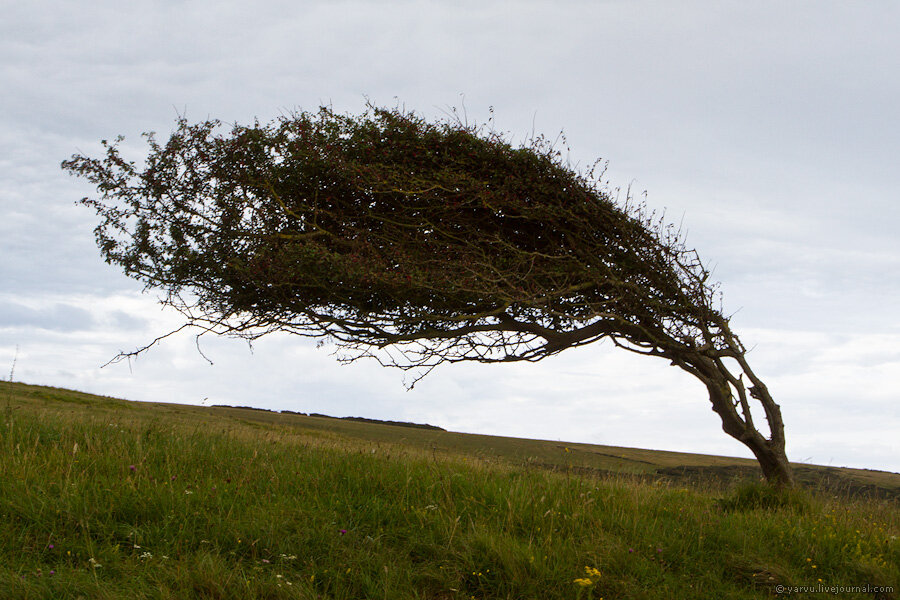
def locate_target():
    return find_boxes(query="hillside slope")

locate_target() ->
[4,381,898,497]
[1,380,897,599]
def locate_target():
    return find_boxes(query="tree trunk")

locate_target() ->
[707,384,794,487]
[749,438,794,488]
[675,351,794,487]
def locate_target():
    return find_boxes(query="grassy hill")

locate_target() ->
[1,381,897,599]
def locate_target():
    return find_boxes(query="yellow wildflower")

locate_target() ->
[584,566,602,579]
[574,565,602,588]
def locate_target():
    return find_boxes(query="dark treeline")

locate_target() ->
[214,405,445,431]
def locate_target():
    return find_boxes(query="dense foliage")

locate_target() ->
[63,107,717,363]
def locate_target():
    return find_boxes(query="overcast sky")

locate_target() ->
[2,1,898,472]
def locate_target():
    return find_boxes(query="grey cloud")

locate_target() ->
[107,310,148,332]
[0,300,96,332]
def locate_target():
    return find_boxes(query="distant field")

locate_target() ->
[1,380,897,599]
[10,380,892,495]
[210,401,900,498]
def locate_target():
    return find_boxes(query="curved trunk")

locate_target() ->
[671,346,794,487]
[704,374,794,487]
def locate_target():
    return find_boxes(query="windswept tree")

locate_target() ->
[62,105,793,485]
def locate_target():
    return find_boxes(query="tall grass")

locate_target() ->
[0,384,896,599]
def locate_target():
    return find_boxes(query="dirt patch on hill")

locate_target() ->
[528,461,900,501]
[654,465,900,501]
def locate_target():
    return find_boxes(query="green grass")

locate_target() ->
[0,381,897,599]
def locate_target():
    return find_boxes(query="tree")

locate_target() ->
[62,105,793,486]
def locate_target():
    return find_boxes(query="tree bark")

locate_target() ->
[707,380,793,486]
[686,355,794,487]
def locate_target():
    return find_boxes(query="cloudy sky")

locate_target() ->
[2,1,898,472]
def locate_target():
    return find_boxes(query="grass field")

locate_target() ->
[1,381,897,599]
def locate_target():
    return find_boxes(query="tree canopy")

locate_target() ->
[62,105,793,485]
